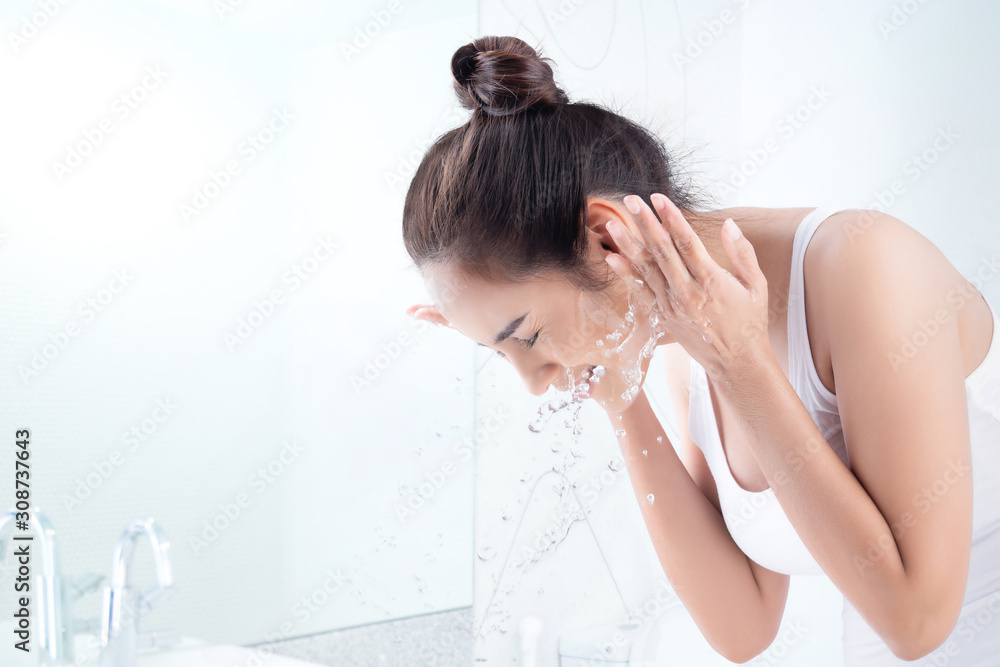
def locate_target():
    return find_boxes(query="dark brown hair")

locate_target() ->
[402,35,716,296]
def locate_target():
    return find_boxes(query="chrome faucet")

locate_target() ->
[0,505,103,666]
[98,517,175,667]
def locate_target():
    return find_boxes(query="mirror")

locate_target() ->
[0,0,477,660]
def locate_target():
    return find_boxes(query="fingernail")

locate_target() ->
[624,196,641,215]
[607,220,622,239]
[725,218,741,240]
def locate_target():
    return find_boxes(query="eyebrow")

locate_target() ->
[476,312,529,347]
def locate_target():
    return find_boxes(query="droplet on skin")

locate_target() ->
[615,429,626,437]
[642,450,647,456]
[702,332,714,343]
[647,494,655,504]
[656,436,663,443]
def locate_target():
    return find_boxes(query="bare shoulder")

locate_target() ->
[803,209,967,389]
[807,208,951,277]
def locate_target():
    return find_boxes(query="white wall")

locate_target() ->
[0,0,479,654]
[471,0,1000,664]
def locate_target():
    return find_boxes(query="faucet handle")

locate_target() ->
[136,583,175,616]
[72,572,106,598]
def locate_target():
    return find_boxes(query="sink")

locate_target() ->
[136,642,327,666]
[0,623,326,667]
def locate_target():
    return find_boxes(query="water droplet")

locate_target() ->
[596,339,604,347]
[702,332,714,343]
[647,494,655,504]
[701,316,712,328]
[520,471,533,482]
[608,458,623,472]
[538,587,545,595]
[477,546,497,561]
[615,429,626,437]
[642,450,647,456]
[551,441,563,453]
[616,413,623,421]
[656,436,663,443]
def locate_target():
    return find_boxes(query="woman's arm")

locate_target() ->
[612,379,789,663]
[713,211,974,661]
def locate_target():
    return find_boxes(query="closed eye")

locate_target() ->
[517,330,540,350]
[477,330,541,358]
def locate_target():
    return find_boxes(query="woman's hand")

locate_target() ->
[605,193,776,382]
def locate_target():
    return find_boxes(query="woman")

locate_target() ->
[402,35,1000,665]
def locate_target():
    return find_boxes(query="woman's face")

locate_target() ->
[423,242,675,415]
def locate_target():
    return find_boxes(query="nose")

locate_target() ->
[503,350,564,396]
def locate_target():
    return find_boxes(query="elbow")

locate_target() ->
[710,621,783,664]
[885,600,961,662]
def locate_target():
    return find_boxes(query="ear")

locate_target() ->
[584,196,632,255]
[405,303,453,328]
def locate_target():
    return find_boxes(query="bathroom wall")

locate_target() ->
[469,0,1000,664]
[0,0,479,657]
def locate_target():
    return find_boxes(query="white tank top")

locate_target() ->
[687,206,1000,664]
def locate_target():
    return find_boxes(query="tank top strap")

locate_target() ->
[786,206,859,410]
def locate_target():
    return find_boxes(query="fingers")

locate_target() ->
[647,193,717,285]
[621,194,693,298]
[604,239,673,326]
[721,218,765,296]
[606,220,674,312]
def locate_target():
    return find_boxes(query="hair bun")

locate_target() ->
[451,36,569,117]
